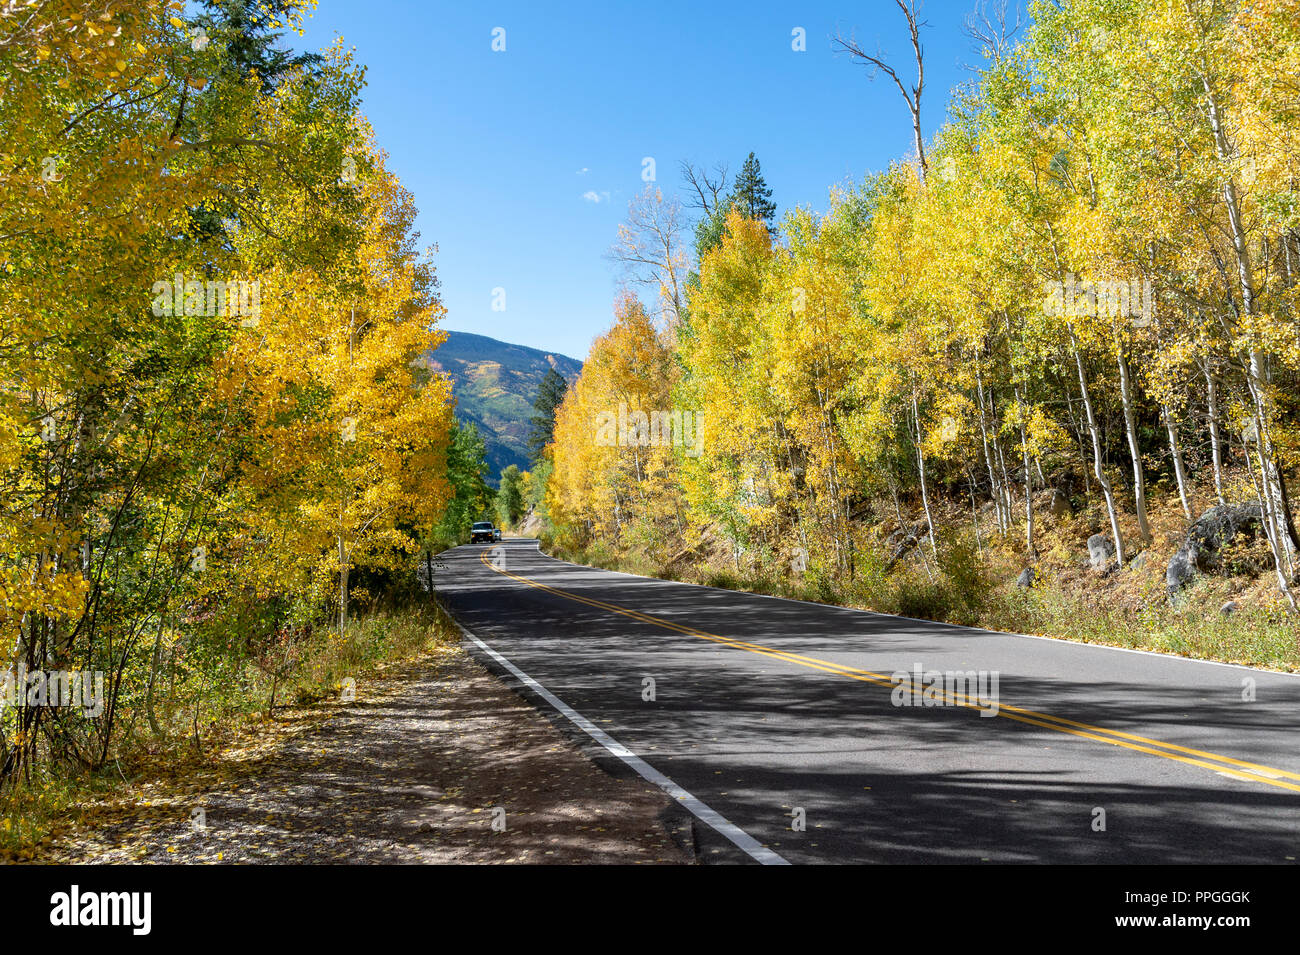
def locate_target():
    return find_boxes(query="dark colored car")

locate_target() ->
[470,521,496,544]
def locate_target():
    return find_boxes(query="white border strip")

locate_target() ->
[445,612,789,866]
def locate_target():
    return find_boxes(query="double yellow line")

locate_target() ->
[479,549,1300,793]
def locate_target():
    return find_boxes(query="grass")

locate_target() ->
[992,583,1299,670]
[543,517,1300,673]
[0,602,459,860]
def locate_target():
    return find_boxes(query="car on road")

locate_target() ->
[493,527,502,542]
[470,521,496,543]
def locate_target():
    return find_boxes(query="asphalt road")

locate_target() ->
[436,539,1300,864]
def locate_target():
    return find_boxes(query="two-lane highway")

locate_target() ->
[436,539,1300,864]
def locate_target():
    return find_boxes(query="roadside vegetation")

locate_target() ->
[1,605,458,860]
[544,506,1300,673]
[9,0,1300,862]
[0,2,493,847]
[534,0,1300,671]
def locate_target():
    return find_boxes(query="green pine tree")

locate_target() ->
[693,152,777,260]
[195,0,325,91]
[730,152,776,230]
[527,368,568,464]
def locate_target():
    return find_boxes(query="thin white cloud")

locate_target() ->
[576,167,590,175]
[582,190,610,203]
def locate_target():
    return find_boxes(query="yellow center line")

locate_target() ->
[478,550,1300,793]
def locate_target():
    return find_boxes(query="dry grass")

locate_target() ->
[0,604,458,860]
[546,486,1300,673]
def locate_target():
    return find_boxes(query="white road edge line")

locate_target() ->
[442,610,790,866]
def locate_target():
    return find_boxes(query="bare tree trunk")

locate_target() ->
[1016,387,1036,558]
[1114,327,1151,544]
[1163,403,1193,519]
[891,482,906,530]
[1063,385,1092,495]
[1246,376,1299,573]
[1201,67,1297,599]
[1245,441,1298,611]
[1204,363,1225,506]
[911,387,938,560]
[974,372,1006,534]
[1070,329,1126,566]
[835,1,928,180]
[966,466,984,556]
[338,534,349,633]
[145,615,167,739]
[982,358,1015,531]
[993,427,1015,534]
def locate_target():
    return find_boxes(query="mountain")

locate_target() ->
[424,330,583,481]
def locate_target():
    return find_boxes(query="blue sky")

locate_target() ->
[297,0,1009,360]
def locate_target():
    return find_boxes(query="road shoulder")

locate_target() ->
[38,645,694,864]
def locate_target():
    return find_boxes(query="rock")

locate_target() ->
[1087,533,1116,570]
[1128,551,1148,572]
[884,534,918,572]
[1166,504,1264,595]
[883,522,928,572]
[1220,600,1240,616]
[1016,568,1037,588]
[1166,554,1196,594]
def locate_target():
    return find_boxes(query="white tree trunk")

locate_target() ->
[1071,331,1126,566]
[338,534,349,633]
[1204,364,1225,506]
[1114,328,1151,544]
[974,375,1005,534]
[912,387,938,560]
[1015,386,1036,557]
[1163,404,1193,520]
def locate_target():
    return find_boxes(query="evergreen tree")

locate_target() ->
[186,2,327,243]
[527,368,569,463]
[730,152,777,230]
[195,0,325,92]
[693,152,777,260]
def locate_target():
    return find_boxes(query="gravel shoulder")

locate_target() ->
[43,645,694,865]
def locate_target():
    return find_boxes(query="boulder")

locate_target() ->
[1166,504,1264,595]
[884,522,928,572]
[1087,533,1116,571]
[1016,567,1037,589]
[1128,550,1148,572]
[1220,600,1240,616]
